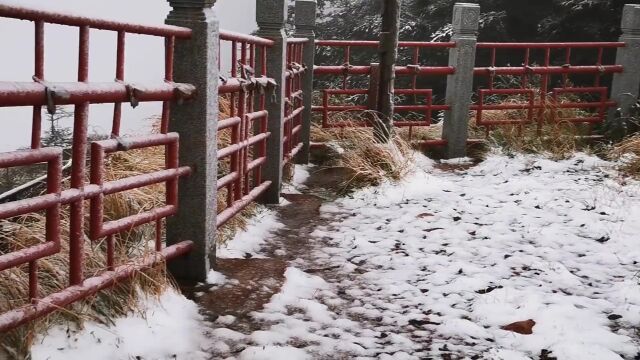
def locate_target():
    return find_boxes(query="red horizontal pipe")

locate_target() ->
[217,181,271,228]
[316,40,455,48]
[218,116,241,131]
[100,205,176,238]
[220,30,274,46]
[0,193,59,219]
[284,143,304,165]
[0,241,193,333]
[0,147,61,168]
[0,4,191,38]
[473,65,623,76]
[285,68,306,78]
[246,110,269,121]
[477,42,624,49]
[217,132,270,160]
[395,66,455,76]
[284,106,305,122]
[0,82,191,107]
[479,88,535,95]
[470,101,616,111]
[95,133,179,153]
[218,77,274,94]
[101,167,191,197]
[287,37,309,44]
[0,242,59,272]
[314,65,454,76]
[217,171,239,190]
[246,156,266,172]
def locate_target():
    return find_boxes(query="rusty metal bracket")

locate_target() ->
[33,77,70,114]
[172,82,197,105]
[125,83,140,108]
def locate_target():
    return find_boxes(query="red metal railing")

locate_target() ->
[472,42,624,129]
[216,31,275,228]
[312,40,454,144]
[0,4,194,332]
[284,38,308,165]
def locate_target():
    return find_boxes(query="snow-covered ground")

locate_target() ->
[211,153,640,359]
[32,152,640,359]
[31,291,210,360]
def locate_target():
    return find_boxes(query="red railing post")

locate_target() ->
[293,0,317,164]
[256,0,287,204]
[443,3,480,158]
[165,0,219,282]
[610,4,640,121]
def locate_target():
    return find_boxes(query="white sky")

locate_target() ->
[0,0,257,151]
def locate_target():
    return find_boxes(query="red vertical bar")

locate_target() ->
[322,90,329,127]
[161,36,175,134]
[231,41,238,77]
[412,46,419,90]
[261,46,267,76]
[112,31,125,137]
[32,20,45,149]
[538,47,551,133]
[106,235,115,271]
[595,47,603,87]
[155,220,162,252]
[563,47,571,87]
[29,261,38,301]
[522,48,530,88]
[250,44,256,71]
[343,46,351,89]
[489,48,496,90]
[70,25,90,286]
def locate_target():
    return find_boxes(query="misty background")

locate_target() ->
[0,0,257,151]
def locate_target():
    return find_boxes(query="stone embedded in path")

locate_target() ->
[501,319,536,335]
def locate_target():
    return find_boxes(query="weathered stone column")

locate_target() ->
[294,0,317,164]
[443,3,480,159]
[165,0,218,282]
[609,4,640,121]
[256,0,287,204]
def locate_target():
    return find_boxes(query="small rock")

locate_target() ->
[608,314,623,321]
[501,319,536,335]
[417,212,435,218]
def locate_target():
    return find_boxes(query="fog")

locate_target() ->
[0,0,257,151]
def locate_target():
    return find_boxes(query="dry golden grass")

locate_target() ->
[0,143,172,357]
[311,111,414,190]
[609,135,640,178]
[470,91,596,160]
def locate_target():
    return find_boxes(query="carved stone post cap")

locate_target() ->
[452,2,480,32]
[167,0,216,8]
[622,4,640,32]
[257,0,288,26]
[295,0,317,28]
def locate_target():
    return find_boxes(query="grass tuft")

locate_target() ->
[311,112,413,190]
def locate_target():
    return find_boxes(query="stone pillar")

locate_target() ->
[165,0,218,282]
[256,0,287,204]
[294,0,317,164]
[442,3,480,159]
[610,4,640,121]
